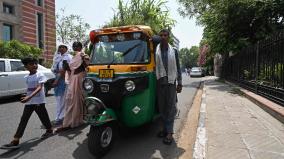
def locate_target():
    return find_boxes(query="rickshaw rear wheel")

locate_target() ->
[88,122,115,157]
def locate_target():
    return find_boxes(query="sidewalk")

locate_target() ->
[201,77,284,159]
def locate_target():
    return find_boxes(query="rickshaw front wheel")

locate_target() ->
[88,122,115,157]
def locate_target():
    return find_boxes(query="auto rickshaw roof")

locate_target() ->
[90,25,153,37]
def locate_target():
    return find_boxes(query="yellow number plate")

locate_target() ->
[99,69,114,78]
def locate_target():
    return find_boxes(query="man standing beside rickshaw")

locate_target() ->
[156,29,182,145]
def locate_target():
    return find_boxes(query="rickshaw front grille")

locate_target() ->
[91,75,149,109]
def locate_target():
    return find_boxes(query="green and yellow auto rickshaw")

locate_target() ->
[82,25,160,157]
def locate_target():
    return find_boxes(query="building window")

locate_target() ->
[37,0,43,7]
[3,24,13,41]
[37,13,44,48]
[3,3,14,14]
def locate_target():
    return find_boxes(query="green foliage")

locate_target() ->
[104,0,176,34]
[179,46,199,68]
[258,63,283,87]
[56,8,91,46]
[178,0,284,54]
[0,40,42,59]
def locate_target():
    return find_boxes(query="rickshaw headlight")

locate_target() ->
[125,80,135,92]
[83,78,94,93]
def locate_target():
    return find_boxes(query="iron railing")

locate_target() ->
[223,31,284,106]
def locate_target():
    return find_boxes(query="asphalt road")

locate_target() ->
[0,74,201,159]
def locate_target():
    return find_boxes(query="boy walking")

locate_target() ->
[1,57,53,149]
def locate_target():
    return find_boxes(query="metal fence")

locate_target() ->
[223,31,284,106]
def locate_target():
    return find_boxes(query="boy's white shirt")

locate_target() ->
[24,72,47,105]
[155,44,177,84]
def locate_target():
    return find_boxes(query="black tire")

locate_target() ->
[88,123,115,157]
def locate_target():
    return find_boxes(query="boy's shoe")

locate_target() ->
[40,130,53,139]
[0,140,20,149]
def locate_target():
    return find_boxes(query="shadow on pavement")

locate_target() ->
[183,81,201,88]
[0,96,21,104]
[57,124,88,140]
[0,137,45,159]
[205,79,244,97]
[72,119,186,159]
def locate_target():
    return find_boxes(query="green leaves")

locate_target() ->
[0,40,42,59]
[178,0,284,54]
[179,46,199,68]
[104,0,175,34]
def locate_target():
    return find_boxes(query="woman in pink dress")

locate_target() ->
[56,42,89,131]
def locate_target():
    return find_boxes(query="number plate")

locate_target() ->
[99,69,114,78]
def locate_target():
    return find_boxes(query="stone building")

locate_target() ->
[0,0,56,62]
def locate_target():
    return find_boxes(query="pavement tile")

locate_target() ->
[207,124,239,134]
[204,77,284,159]
[206,117,233,125]
[250,150,284,159]
[242,134,284,153]
[226,106,249,113]
[208,133,246,149]
[236,122,270,135]
[229,112,255,119]
[206,106,227,113]
[207,146,250,159]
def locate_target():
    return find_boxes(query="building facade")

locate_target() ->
[0,0,56,62]
[172,34,180,50]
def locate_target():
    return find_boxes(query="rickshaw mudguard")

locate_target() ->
[94,108,117,126]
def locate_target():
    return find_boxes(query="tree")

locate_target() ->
[0,40,42,59]
[177,0,284,54]
[56,8,91,46]
[179,46,199,69]
[104,0,176,34]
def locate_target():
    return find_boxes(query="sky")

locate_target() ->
[56,0,204,49]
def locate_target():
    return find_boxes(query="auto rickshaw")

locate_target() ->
[82,25,160,157]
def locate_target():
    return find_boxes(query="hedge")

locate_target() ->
[0,40,42,59]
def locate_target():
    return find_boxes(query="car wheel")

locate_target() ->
[88,122,115,157]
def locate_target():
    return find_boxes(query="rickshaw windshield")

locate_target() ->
[90,40,149,65]
[91,39,149,64]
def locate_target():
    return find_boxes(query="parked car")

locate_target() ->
[190,67,204,77]
[0,58,55,98]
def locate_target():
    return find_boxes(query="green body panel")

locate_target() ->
[86,71,157,128]
[119,72,156,127]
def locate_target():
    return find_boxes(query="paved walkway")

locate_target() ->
[204,77,284,159]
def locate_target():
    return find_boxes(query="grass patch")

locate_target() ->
[215,78,225,83]
[229,87,245,96]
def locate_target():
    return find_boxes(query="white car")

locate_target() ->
[0,58,55,98]
[190,67,204,77]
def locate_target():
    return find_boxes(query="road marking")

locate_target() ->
[193,83,207,159]
[200,103,206,113]
[193,127,206,159]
